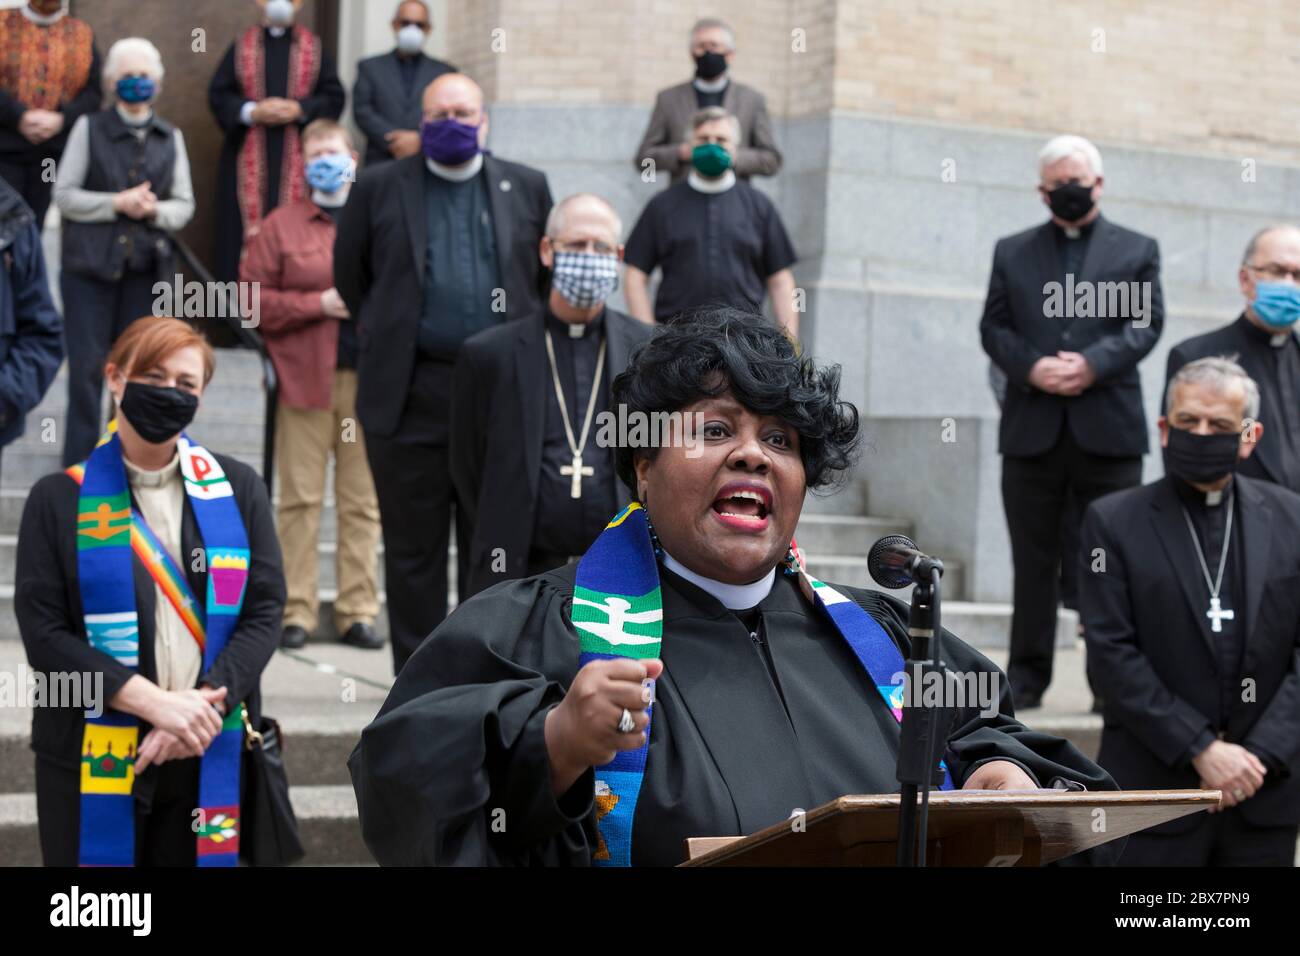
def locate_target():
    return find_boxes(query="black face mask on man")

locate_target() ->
[1046,181,1095,223]
[119,382,199,444]
[1162,425,1242,485]
[694,51,727,80]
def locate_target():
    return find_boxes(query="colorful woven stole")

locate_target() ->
[569,504,952,866]
[69,421,250,866]
[234,24,321,241]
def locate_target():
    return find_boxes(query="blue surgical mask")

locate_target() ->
[116,75,156,104]
[305,153,355,194]
[1252,280,1300,329]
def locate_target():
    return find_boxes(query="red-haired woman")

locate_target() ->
[15,316,285,866]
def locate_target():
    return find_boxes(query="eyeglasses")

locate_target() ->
[549,239,617,255]
[1246,262,1300,282]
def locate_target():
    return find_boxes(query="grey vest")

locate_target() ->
[62,109,176,282]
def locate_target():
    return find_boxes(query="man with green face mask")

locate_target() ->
[624,107,798,337]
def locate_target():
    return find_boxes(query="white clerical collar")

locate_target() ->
[426,152,483,182]
[1063,226,1082,239]
[687,169,736,193]
[268,25,288,38]
[692,74,729,94]
[1269,330,1292,348]
[312,187,349,208]
[21,4,66,26]
[661,549,775,610]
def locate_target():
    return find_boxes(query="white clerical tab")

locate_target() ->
[1206,488,1223,506]
[568,322,585,338]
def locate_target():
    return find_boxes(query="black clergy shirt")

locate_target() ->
[694,81,727,108]
[1238,317,1300,489]
[1173,477,1246,760]
[1053,215,1097,280]
[260,28,292,212]
[419,167,502,360]
[623,177,797,323]
[531,310,617,557]
[317,202,357,369]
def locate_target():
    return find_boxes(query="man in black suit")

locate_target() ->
[1081,357,1300,866]
[352,0,454,168]
[980,134,1164,709]
[450,194,653,598]
[335,72,552,672]
[1165,224,1300,495]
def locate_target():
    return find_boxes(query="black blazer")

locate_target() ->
[1079,475,1300,832]
[15,453,285,803]
[1165,313,1298,493]
[351,50,455,167]
[448,307,654,596]
[334,153,553,439]
[980,216,1164,458]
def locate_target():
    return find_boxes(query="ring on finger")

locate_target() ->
[617,708,636,734]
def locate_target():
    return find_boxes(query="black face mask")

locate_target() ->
[1162,426,1241,485]
[694,51,728,80]
[119,382,199,444]
[1047,181,1095,223]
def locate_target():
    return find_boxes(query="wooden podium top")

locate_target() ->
[681,789,1220,866]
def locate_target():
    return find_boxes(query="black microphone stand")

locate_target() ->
[895,560,950,867]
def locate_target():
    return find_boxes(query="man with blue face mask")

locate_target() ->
[449,193,653,598]
[353,0,455,168]
[241,120,384,653]
[1166,225,1300,494]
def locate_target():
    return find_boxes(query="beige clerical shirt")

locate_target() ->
[124,450,202,692]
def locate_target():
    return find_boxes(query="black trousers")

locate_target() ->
[1119,807,1297,866]
[0,155,55,227]
[366,358,469,673]
[36,754,201,866]
[60,267,157,467]
[1002,427,1142,698]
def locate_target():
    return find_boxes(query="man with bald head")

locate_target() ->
[1165,225,1300,494]
[335,71,552,671]
[449,193,653,597]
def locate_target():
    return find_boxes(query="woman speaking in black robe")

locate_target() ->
[349,308,1119,866]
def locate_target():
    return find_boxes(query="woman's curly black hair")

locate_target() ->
[611,307,861,496]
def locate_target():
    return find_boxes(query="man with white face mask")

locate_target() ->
[450,193,654,597]
[241,120,383,653]
[353,0,455,168]
[208,0,345,281]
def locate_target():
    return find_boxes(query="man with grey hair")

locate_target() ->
[633,17,781,183]
[1080,355,1300,866]
[625,106,797,334]
[980,132,1164,710]
[1165,224,1300,494]
[450,193,653,596]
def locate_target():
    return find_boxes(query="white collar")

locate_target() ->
[687,169,736,193]
[21,4,66,26]
[268,25,288,38]
[661,549,775,610]
[426,152,483,182]
[1269,330,1293,348]
[312,186,350,207]
[115,104,152,127]
[692,74,729,94]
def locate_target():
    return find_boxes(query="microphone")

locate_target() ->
[868,534,944,590]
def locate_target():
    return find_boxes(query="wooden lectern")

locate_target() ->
[681,789,1220,866]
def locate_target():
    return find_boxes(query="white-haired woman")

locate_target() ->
[54,37,195,468]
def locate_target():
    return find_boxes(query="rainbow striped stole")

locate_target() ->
[71,422,249,866]
[568,506,951,866]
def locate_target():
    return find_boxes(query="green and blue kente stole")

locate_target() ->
[570,504,951,867]
[69,420,250,866]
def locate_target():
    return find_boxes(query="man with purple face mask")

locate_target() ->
[335,72,552,673]
[1165,225,1300,496]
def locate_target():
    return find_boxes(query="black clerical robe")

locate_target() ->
[208,26,345,281]
[349,560,1120,866]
